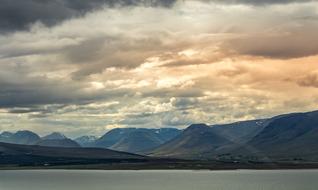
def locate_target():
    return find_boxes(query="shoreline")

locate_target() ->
[2,161,318,171]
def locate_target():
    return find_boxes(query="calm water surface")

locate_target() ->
[0,169,317,190]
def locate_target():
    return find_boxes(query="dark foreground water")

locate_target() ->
[1,170,318,190]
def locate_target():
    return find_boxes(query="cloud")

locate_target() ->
[1,0,318,136]
[0,73,94,108]
[201,0,314,5]
[0,0,315,34]
[0,0,176,33]
[297,72,318,88]
[0,64,138,108]
[226,28,318,59]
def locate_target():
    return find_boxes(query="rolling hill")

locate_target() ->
[0,142,146,166]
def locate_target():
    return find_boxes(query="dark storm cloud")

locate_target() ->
[0,0,176,33]
[0,65,85,108]
[0,75,92,108]
[202,0,314,5]
[0,60,154,117]
[0,69,134,108]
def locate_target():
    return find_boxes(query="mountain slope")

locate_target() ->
[74,136,98,147]
[0,132,13,143]
[94,128,181,153]
[42,132,67,140]
[36,139,81,148]
[148,124,232,159]
[94,128,136,148]
[0,131,82,148]
[8,130,41,145]
[110,130,164,153]
[149,110,318,161]
[149,121,269,159]
[236,111,318,161]
[211,119,269,143]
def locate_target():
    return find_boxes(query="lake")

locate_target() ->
[0,170,318,190]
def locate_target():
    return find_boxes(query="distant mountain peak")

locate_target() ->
[74,135,98,147]
[0,131,13,138]
[14,130,40,138]
[16,130,36,134]
[10,130,41,145]
[77,135,97,141]
[43,132,67,140]
[186,123,210,131]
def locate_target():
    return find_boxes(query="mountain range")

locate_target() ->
[149,110,318,161]
[0,131,80,148]
[235,111,318,161]
[1,110,318,162]
[0,128,181,153]
[0,130,41,145]
[147,119,268,159]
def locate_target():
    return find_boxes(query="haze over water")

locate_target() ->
[1,170,318,190]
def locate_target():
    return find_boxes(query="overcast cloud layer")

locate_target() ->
[0,0,318,137]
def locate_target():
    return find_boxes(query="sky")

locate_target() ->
[0,0,318,138]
